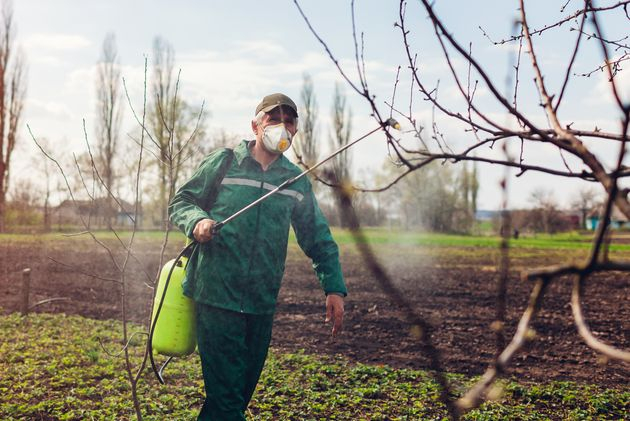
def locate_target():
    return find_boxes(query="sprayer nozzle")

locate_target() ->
[385,118,401,130]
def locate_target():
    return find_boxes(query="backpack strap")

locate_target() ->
[203,148,234,212]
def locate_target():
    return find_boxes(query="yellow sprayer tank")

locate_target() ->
[150,256,197,357]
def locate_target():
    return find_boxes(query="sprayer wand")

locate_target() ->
[212,117,400,234]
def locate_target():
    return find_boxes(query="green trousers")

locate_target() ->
[195,303,274,421]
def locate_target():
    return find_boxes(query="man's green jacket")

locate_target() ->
[168,140,347,315]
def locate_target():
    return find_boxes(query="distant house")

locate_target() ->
[52,198,142,228]
[563,211,582,228]
[586,205,629,230]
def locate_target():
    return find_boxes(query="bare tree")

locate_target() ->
[295,73,319,167]
[386,159,477,232]
[571,186,601,229]
[95,32,123,227]
[42,162,52,231]
[351,191,383,226]
[149,36,175,229]
[30,58,158,420]
[330,83,352,184]
[200,128,236,156]
[529,187,563,233]
[471,161,479,217]
[28,137,56,231]
[294,0,630,417]
[459,161,479,233]
[7,178,41,226]
[147,36,206,229]
[0,0,26,232]
[329,83,353,227]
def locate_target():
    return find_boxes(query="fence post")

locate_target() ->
[21,268,31,316]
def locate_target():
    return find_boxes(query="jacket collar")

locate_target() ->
[234,140,293,171]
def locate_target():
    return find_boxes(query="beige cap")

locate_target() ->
[255,93,298,117]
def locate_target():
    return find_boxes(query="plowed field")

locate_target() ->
[1,235,628,387]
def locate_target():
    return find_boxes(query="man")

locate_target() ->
[168,93,347,420]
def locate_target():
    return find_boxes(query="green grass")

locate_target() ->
[0,312,627,420]
[5,227,629,252]
[324,228,630,251]
[0,230,177,242]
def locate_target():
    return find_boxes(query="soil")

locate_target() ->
[1,238,628,388]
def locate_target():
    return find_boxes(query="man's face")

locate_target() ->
[260,106,298,136]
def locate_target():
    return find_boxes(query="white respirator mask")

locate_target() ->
[262,123,292,154]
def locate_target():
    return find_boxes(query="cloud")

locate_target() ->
[231,40,287,57]
[175,43,335,113]
[28,55,66,67]
[65,66,96,95]
[23,33,92,51]
[25,98,74,120]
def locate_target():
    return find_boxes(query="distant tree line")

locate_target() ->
[5,22,220,232]
[502,187,601,235]
[6,56,601,235]
[294,74,481,233]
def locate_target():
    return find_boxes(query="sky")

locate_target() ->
[9,0,630,210]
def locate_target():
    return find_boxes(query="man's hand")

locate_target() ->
[325,294,344,337]
[193,218,216,243]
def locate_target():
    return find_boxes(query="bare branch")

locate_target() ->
[571,275,630,362]
[479,1,630,45]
